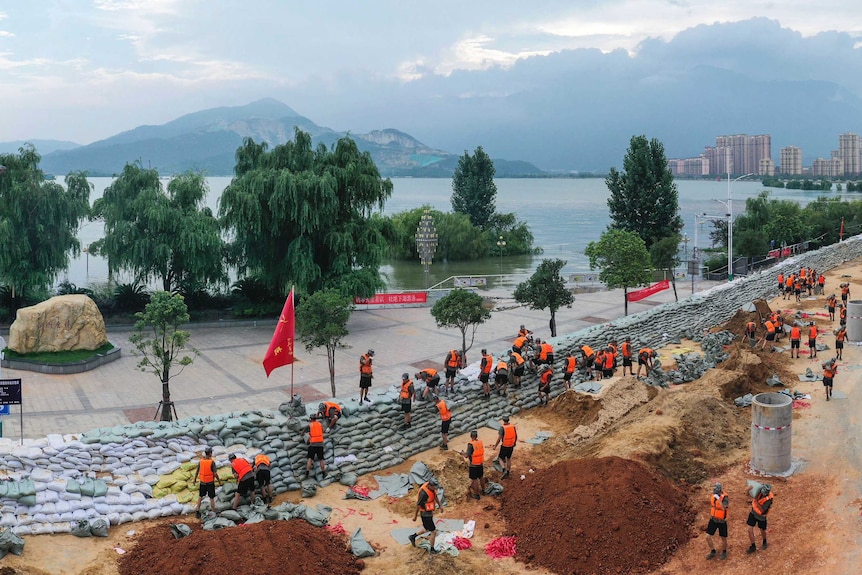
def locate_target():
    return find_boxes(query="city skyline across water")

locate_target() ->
[66,177,850,292]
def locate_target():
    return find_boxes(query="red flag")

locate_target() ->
[263,289,295,377]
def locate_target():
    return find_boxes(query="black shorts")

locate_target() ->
[746,511,767,530]
[584,357,595,368]
[514,366,525,377]
[441,419,451,434]
[479,373,490,383]
[563,372,573,381]
[427,377,439,388]
[445,367,457,378]
[638,357,649,365]
[199,482,216,499]
[237,474,255,496]
[499,445,514,460]
[256,468,271,486]
[421,513,436,531]
[469,465,484,480]
[495,373,508,385]
[823,377,833,387]
[539,383,550,393]
[546,354,555,365]
[808,338,816,347]
[602,368,613,377]
[401,401,412,413]
[307,444,324,461]
[842,295,848,302]
[706,519,727,537]
[795,288,801,295]
[836,341,844,349]
[766,333,775,341]
[828,306,835,313]
[778,282,784,291]
[622,357,632,367]
[359,375,372,389]
[791,340,800,349]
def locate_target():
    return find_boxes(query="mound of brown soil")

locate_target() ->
[117,520,362,575]
[500,456,693,575]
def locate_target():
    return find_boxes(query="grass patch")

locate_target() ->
[3,342,115,364]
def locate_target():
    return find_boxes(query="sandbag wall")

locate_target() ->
[0,237,860,537]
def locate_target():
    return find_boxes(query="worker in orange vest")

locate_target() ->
[841,283,851,304]
[494,358,510,396]
[563,353,577,389]
[744,320,757,344]
[435,396,451,450]
[417,368,441,401]
[228,454,255,510]
[409,477,442,554]
[839,303,847,327]
[317,401,341,430]
[835,326,847,360]
[601,346,615,379]
[479,349,494,399]
[359,349,374,405]
[827,294,837,322]
[538,364,553,405]
[192,447,222,517]
[460,430,487,500]
[822,359,838,401]
[399,373,415,429]
[305,414,327,479]
[807,322,818,359]
[254,452,273,504]
[789,325,801,358]
[444,349,463,393]
[493,415,518,480]
[593,349,605,381]
[636,348,656,379]
[705,482,729,561]
[746,484,774,554]
[777,272,784,297]
[509,351,526,388]
[620,337,634,377]
[760,319,776,351]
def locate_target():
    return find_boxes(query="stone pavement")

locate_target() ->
[2,279,721,440]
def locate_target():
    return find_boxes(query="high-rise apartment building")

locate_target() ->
[838,132,861,176]
[811,157,844,178]
[780,146,802,175]
[759,158,775,177]
[705,134,771,176]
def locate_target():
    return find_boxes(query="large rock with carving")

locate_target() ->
[8,295,108,354]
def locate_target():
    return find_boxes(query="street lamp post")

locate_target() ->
[725,172,755,281]
[496,236,506,276]
[682,233,689,256]
[415,210,438,290]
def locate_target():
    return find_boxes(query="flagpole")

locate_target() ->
[290,285,295,401]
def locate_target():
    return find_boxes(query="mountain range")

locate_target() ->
[16,99,543,178]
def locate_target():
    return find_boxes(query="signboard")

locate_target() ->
[354,292,428,305]
[569,274,598,283]
[454,277,487,288]
[0,405,9,415]
[0,379,22,405]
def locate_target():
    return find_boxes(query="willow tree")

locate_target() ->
[219,129,393,298]
[91,165,226,293]
[0,145,90,312]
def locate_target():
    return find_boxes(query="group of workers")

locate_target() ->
[705,482,775,561]
[192,447,274,516]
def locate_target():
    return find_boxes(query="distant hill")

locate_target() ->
[0,140,81,156]
[32,99,543,177]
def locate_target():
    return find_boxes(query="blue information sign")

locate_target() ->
[0,404,8,415]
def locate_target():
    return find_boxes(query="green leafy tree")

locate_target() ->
[606,135,683,249]
[585,229,652,316]
[91,165,226,293]
[296,289,354,397]
[129,291,197,421]
[219,130,393,298]
[513,258,574,337]
[0,145,91,314]
[649,235,681,301]
[430,289,491,361]
[451,146,497,229]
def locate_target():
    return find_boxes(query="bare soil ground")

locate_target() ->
[2,262,862,575]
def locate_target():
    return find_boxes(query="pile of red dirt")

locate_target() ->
[500,456,693,575]
[117,520,363,575]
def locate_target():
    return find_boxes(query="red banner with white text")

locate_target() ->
[354,292,428,305]
[627,280,670,302]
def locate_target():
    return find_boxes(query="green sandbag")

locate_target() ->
[170,524,192,539]
[79,478,96,497]
[18,480,35,497]
[93,480,108,497]
[71,520,92,538]
[66,480,81,494]
[0,529,24,558]
[90,519,109,537]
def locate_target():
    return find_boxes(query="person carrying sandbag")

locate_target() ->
[192,447,222,517]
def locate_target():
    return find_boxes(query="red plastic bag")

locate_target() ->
[485,536,517,558]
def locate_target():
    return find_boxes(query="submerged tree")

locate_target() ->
[129,291,197,422]
[0,145,90,313]
[513,259,574,337]
[296,289,354,397]
[219,129,393,298]
[451,146,497,230]
[91,165,226,293]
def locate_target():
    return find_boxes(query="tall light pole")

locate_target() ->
[496,236,506,275]
[726,172,754,281]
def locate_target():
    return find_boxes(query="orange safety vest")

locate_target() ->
[751,492,773,516]
[400,380,413,400]
[836,329,847,342]
[608,343,618,357]
[603,352,614,370]
[809,325,818,339]
[639,348,653,360]
[511,352,525,366]
[447,350,461,368]
[765,321,775,334]
[777,273,784,284]
[518,327,531,337]
[198,457,215,483]
[565,356,577,373]
[785,276,793,288]
[540,369,553,385]
[513,336,528,349]
[746,322,757,334]
[469,439,484,465]
[621,342,632,358]
[790,327,801,340]
[710,492,728,521]
[254,454,270,468]
[309,420,324,444]
[501,423,517,447]
[481,354,493,374]
[360,354,373,375]
[818,275,825,285]
[322,401,340,417]
[595,351,604,367]
[840,307,847,320]
[824,366,837,378]
[842,286,850,296]
[418,483,436,512]
[421,368,438,379]
[540,342,553,360]
[828,296,836,307]
[800,268,807,278]
[231,457,253,480]
[496,360,509,372]
[581,345,594,358]
[436,399,451,422]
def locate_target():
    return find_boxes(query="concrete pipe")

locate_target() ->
[846,300,862,342]
[750,392,792,474]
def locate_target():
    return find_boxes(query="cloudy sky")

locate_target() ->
[2,0,861,145]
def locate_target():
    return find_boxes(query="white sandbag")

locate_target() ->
[15,514,33,526]
[0,514,16,528]
[69,499,90,511]
[31,524,53,535]
[71,509,88,521]
[52,522,72,534]
[129,493,146,505]
[59,512,76,522]
[146,509,162,520]
[45,479,67,493]
[54,500,71,513]
[131,511,148,522]
[95,503,111,515]
[59,491,81,502]
[11,525,32,536]
[118,513,133,524]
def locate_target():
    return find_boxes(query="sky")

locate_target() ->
[1,0,861,145]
